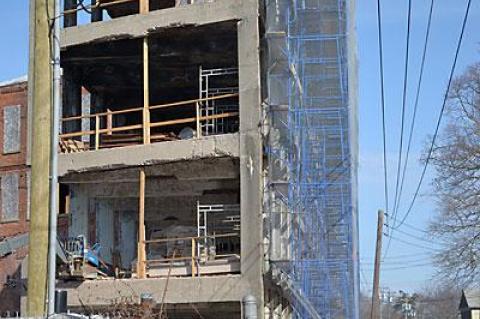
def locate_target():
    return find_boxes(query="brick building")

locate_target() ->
[0,76,30,315]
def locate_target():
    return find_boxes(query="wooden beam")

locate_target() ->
[191,238,196,277]
[143,37,151,144]
[137,168,147,279]
[106,109,113,135]
[139,0,149,14]
[61,93,239,122]
[94,115,100,150]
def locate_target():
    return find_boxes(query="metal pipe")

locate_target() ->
[243,295,258,319]
[47,0,61,314]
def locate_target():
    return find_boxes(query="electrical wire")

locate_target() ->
[394,0,434,220]
[393,0,473,230]
[376,0,390,220]
[392,0,413,224]
[390,228,438,246]
[387,235,441,252]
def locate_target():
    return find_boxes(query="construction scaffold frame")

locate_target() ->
[265,0,358,318]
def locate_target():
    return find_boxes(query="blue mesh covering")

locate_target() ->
[266,0,358,318]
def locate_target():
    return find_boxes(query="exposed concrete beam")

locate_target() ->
[58,133,239,176]
[60,0,251,48]
[66,179,239,198]
[58,276,249,307]
[61,158,239,183]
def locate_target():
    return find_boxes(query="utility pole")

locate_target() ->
[27,0,54,315]
[370,210,384,319]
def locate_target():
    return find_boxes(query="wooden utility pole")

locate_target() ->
[370,210,384,319]
[27,0,53,315]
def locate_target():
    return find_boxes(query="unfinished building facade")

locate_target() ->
[54,0,358,318]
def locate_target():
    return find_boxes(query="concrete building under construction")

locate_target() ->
[27,0,358,318]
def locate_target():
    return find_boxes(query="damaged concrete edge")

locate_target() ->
[58,275,248,307]
[0,233,29,258]
[58,133,240,176]
[61,0,251,48]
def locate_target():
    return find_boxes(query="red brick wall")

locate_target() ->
[0,168,29,238]
[0,82,30,238]
[0,82,30,315]
[0,82,28,170]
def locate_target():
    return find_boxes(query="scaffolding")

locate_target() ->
[265,0,358,318]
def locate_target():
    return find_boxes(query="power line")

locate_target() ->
[393,0,473,230]
[361,253,431,260]
[392,0,413,224]
[390,228,438,246]
[363,261,433,271]
[394,0,435,220]
[400,221,430,234]
[376,0,389,219]
[387,235,441,252]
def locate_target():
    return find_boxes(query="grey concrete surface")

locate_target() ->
[58,133,239,176]
[57,275,249,307]
[61,0,249,48]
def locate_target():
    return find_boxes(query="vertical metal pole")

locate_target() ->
[370,210,384,319]
[243,295,258,319]
[28,0,53,315]
[47,0,61,315]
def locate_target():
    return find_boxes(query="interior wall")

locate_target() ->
[68,181,239,270]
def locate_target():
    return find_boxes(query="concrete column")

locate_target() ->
[238,1,264,317]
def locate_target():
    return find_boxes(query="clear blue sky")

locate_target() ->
[1,0,479,295]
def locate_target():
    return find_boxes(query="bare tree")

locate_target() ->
[429,62,480,284]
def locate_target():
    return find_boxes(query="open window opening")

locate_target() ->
[62,0,212,27]
[57,159,240,280]
[59,22,239,153]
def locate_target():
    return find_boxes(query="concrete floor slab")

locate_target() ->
[57,275,249,307]
[58,133,239,176]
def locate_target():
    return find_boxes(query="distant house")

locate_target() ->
[459,290,480,319]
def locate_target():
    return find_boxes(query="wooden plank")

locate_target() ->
[143,36,151,144]
[60,112,238,140]
[95,115,100,150]
[150,112,239,128]
[137,168,147,279]
[139,0,149,14]
[106,109,113,135]
[61,93,239,122]
[145,233,240,244]
[191,238,196,277]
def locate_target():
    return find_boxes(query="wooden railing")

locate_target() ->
[59,93,239,153]
[141,233,240,278]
